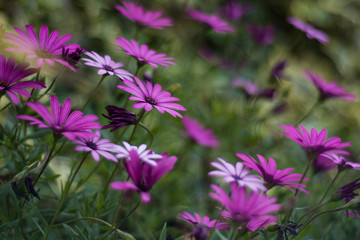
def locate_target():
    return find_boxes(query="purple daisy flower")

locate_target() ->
[112,38,175,69]
[72,130,119,162]
[236,153,309,194]
[0,55,45,105]
[62,47,85,70]
[246,24,274,46]
[17,95,102,140]
[288,17,329,44]
[303,71,356,102]
[110,150,177,203]
[232,78,275,100]
[115,1,172,29]
[219,0,252,22]
[209,184,280,231]
[186,8,235,34]
[117,76,186,118]
[4,25,80,71]
[279,124,351,156]
[102,105,136,132]
[82,51,133,81]
[313,154,337,173]
[209,158,266,191]
[334,178,360,217]
[320,153,360,170]
[181,116,219,147]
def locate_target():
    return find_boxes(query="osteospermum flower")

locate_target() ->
[209,158,266,191]
[4,25,80,71]
[236,153,309,194]
[117,76,186,118]
[62,47,85,70]
[114,141,162,166]
[110,150,177,203]
[82,51,133,81]
[232,78,275,100]
[115,1,172,29]
[102,105,136,132]
[0,55,45,105]
[112,38,175,69]
[209,184,280,231]
[181,116,219,147]
[73,130,119,162]
[333,178,360,217]
[246,24,274,46]
[219,0,252,22]
[279,124,351,156]
[320,153,360,170]
[304,71,356,102]
[187,8,235,34]
[288,17,329,44]
[17,95,101,140]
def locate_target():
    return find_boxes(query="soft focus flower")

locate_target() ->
[114,141,162,166]
[82,51,133,81]
[186,9,235,34]
[313,154,337,173]
[246,24,274,45]
[334,178,360,217]
[112,38,175,69]
[17,95,101,140]
[288,17,329,44]
[4,25,80,71]
[102,105,136,132]
[320,153,360,170]
[197,47,232,69]
[219,0,252,21]
[73,130,119,162]
[209,184,280,231]
[272,60,287,79]
[115,1,172,29]
[110,150,177,203]
[62,47,85,70]
[236,153,309,194]
[209,158,266,191]
[181,116,219,147]
[0,55,45,105]
[279,124,351,156]
[303,71,356,102]
[117,76,186,118]
[232,78,275,100]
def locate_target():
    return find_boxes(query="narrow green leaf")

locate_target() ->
[159,222,167,240]
[295,225,312,240]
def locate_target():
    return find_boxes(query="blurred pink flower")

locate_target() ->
[288,17,329,44]
[178,212,229,230]
[115,1,172,29]
[112,38,175,69]
[4,25,79,71]
[219,0,252,21]
[182,116,219,147]
[117,76,186,118]
[304,71,356,102]
[246,24,274,46]
[0,55,45,105]
[320,153,360,170]
[232,78,275,99]
[17,95,101,140]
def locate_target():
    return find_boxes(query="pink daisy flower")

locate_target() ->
[320,153,360,170]
[288,17,329,44]
[17,95,102,140]
[279,124,351,156]
[4,25,80,71]
[112,38,175,69]
[236,153,309,194]
[110,150,177,203]
[73,130,119,162]
[209,158,266,191]
[178,212,229,230]
[117,76,186,118]
[219,0,252,22]
[209,184,280,231]
[186,8,235,34]
[0,55,45,105]
[181,116,219,147]
[82,51,133,81]
[303,71,356,102]
[115,1,172,29]
[246,24,274,46]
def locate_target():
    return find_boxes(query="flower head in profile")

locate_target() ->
[219,0,252,22]
[209,184,280,231]
[110,150,177,203]
[115,1,172,29]
[82,51,133,81]
[236,153,309,194]
[304,71,356,102]
[288,17,329,44]
[17,95,101,140]
[112,38,175,69]
[320,153,360,170]
[73,130,119,162]
[279,124,351,156]
[186,9,235,34]
[182,116,219,147]
[117,76,186,118]
[4,25,80,71]
[333,178,360,218]
[246,24,274,46]
[272,60,287,79]
[209,158,266,191]
[0,55,45,105]
[102,105,136,132]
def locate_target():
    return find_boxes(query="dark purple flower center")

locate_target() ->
[145,96,157,105]
[86,141,97,150]
[137,57,147,64]
[103,65,114,72]
[36,49,52,58]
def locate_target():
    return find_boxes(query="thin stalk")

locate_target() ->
[318,170,342,204]
[76,159,104,190]
[139,122,154,147]
[36,67,65,101]
[295,99,320,126]
[128,110,145,143]
[102,162,121,195]
[296,200,331,224]
[81,75,107,111]
[45,153,89,240]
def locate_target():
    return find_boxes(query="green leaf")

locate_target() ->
[159,222,167,240]
[97,193,104,215]
[295,225,312,240]
[257,230,270,240]
[214,229,228,240]
[174,236,184,240]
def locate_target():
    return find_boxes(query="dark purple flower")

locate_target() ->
[320,153,360,170]
[219,0,252,22]
[288,17,329,44]
[102,105,136,132]
[246,24,274,46]
[272,60,287,79]
[334,178,360,217]
[232,78,275,100]
[62,47,85,69]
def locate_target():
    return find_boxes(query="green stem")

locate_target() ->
[76,159,104,190]
[295,99,320,126]
[45,153,89,240]
[318,170,342,204]
[36,67,65,101]
[128,110,145,143]
[102,162,121,195]
[296,200,330,224]
[81,75,107,111]
[139,122,153,147]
